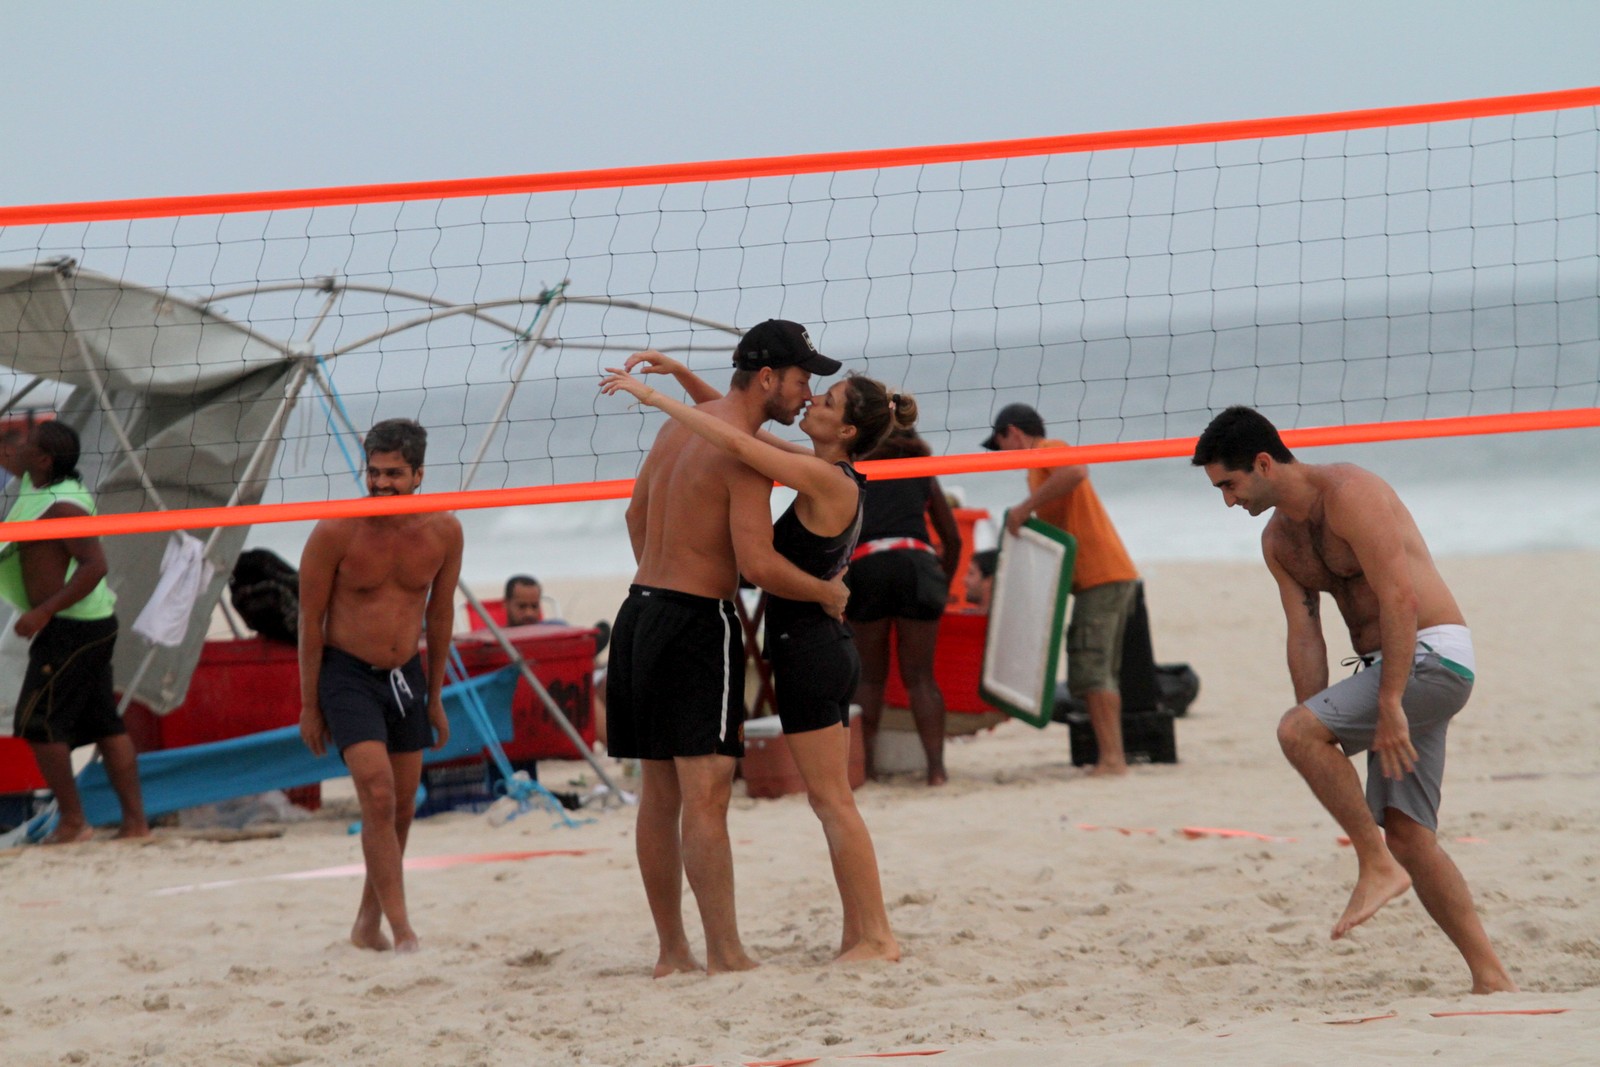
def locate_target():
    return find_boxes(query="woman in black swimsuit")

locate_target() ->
[601,351,913,964]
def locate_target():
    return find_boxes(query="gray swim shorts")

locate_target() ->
[1306,640,1475,832]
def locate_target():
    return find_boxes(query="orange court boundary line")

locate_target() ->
[1181,826,1298,843]
[5,407,1597,544]
[3,86,1598,226]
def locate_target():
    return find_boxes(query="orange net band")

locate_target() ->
[6,407,1595,544]
[4,86,1597,227]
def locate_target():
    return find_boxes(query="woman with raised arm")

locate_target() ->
[600,350,912,964]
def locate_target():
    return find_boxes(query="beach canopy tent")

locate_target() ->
[0,259,730,796]
[0,260,301,716]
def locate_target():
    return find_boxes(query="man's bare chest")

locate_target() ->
[336,530,443,594]
[1276,520,1364,592]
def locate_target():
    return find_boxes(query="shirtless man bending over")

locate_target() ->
[299,418,463,953]
[1193,406,1515,994]
[607,319,849,977]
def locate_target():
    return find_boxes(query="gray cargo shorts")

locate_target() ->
[1306,646,1474,832]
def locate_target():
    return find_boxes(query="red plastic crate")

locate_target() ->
[883,610,992,714]
[0,736,46,793]
[125,636,305,749]
[122,636,318,809]
[452,623,597,761]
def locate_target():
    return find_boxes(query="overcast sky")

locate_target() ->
[4,1,1597,572]
[5,1,1597,207]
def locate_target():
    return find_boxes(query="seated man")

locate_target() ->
[498,573,613,752]
[504,574,543,626]
[964,549,997,614]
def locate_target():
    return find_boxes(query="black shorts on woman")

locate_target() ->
[765,608,860,735]
[763,459,867,737]
[843,473,946,622]
[844,548,947,622]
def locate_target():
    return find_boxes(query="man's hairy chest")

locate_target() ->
[1273,518,1365,592]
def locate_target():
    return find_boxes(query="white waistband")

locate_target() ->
[1361,624,1473,671]
[1415,623,1473,672]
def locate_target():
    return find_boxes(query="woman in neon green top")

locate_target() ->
[1,421,146,843]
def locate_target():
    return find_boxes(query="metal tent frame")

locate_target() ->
[3,260,747,805]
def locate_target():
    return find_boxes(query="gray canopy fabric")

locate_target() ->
[0,261,302,715]
[0,260,637,798]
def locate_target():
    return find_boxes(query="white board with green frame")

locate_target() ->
[979,517,1077,728]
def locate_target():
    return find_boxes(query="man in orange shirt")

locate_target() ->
[984,404,1140,775]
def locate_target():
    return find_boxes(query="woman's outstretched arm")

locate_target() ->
[600,364,844,501]
[622,350,811,455]
[622,350,723,403]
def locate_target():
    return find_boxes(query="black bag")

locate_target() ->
[229,548,300,644]
[1155,663,1200,717]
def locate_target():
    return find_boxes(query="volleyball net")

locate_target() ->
[3,85,1598,543]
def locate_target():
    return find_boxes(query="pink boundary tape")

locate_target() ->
[696,1051,945,1067]
[1429,1009,1569,1018]
[153,848,599,896]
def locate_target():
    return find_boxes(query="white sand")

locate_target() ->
[1,552,1596,1066]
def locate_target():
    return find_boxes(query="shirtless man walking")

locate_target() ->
[299,419,462,953]
[607,319,849,976]
[1193,406,1516,994]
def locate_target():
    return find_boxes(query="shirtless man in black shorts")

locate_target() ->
[1193,406,1516,993]
[607,319,849,976]
[298,419,463,953]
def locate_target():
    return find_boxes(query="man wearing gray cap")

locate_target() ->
[606,319,850,976]
[984,403,1140,776]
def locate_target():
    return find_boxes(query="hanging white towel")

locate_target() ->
[131,532,214,647]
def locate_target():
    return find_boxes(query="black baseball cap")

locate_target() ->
[981,402,1046,450]
[732,319,841,376]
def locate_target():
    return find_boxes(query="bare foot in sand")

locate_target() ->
[1472,973,1519,995]
[705,949,759,976]
[835,936,901,964]
[926,769,947,787]
[113,822,152,841]
[393,934,420,954]
[350,911,393,952]
[42,820,95,845]
[1087,762,1130,778]
[652,950,704,979]
[1332,862,1412,939]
